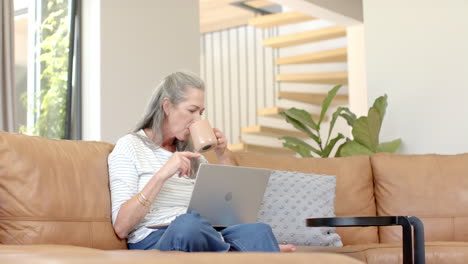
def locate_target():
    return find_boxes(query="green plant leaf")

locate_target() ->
[352,108,382,152]
[327,107,356,146]
[282,108,318,130]
[377,139,402,153]
[282,143,313,158]
[339,107,357,127]
[279,112,321,144]
[338,141,374,157]
[322,133,345,158]
[327,107,345,145]
[371,94,388,121]
[280,136,322,157]
[332,95,399,157]
[334,137,351,157]
[319,84,342,125]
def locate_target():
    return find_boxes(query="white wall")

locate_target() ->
[347,24,367,117]
[82,0,101,141]
[363,0,468,154]
[82,0,200,143]
[274,0,362,26]
[302,0,362,22]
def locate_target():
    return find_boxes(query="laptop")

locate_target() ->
[147,164,271,230]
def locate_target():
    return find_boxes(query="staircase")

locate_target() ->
[227,8,349,156]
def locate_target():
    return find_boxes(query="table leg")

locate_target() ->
[409,216,425,264]
[399,216,413,264]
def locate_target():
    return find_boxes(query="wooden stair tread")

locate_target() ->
[258,107,326,121]
[248,11,315,28]
[278,91,348,105]
[258,106,288,117]
[242,125,308,138]
[200,0,256,33]
[276,72,348,84]
[244,0,274,9]
[228,143,295,155]
[276,48,347,65]
[263,26,346,48]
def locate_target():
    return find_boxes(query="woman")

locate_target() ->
[108,71,295,252]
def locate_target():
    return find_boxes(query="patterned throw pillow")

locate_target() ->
[257,170,343,246]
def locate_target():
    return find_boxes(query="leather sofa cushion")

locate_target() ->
[371,153,468,243]
[297,242,468,264]
[231,152,378,245]
[0,132,126,249]
[0,245,365,264]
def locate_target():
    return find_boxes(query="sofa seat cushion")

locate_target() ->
[0,245,365,264]
[0,132,126,249]
[232,152,378,246]
[371,153,468,243]
[296,242,468,264]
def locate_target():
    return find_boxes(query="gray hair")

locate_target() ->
[133,71,205,178]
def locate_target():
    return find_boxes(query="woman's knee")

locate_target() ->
[171,211,205,227]
[173,226,201,243]
[169,212,209,240]
[246,222,273,233]
[232,222,274,237]
[161,212,227,252]
[172,213,201,230]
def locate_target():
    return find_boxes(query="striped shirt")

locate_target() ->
[108,130,207,244]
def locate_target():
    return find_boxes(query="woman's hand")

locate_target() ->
[158,151,200,180]
[213,128,227,157]
[212,128,234,165]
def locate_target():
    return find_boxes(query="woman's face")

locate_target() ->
[164,86,205,141]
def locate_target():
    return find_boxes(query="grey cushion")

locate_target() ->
[257,170,343,246]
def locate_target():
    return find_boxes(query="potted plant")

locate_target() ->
[279,85,401,157]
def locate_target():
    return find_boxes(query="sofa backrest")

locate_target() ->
[371,153,468,243]
[229,151,379,245]
[0,132,126,249]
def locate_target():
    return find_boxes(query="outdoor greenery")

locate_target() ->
[20,0,69,139]
[279,85,401,158]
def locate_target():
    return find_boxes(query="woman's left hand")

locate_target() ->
[213,128,227,157]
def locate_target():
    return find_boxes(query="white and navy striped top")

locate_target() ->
[108,130,207,244]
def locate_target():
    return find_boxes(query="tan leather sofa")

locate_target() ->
[0,131,467,263]
[227,151,468,264]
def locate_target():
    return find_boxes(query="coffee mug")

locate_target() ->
[189,119,217,153]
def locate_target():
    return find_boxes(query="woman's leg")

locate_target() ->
[221,222,281,252]
[127,229,166,250]
[153,211,230,252]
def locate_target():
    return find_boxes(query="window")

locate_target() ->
[14,0,80,139]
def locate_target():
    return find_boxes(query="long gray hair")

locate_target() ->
[133,71,205,178]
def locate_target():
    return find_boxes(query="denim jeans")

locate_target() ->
[128,211,280,252]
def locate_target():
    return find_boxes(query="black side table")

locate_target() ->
[307,216,425,264]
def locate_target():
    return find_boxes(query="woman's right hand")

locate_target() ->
[158,152,201,180]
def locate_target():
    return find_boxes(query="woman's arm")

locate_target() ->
[110,151,200,239]
[112,172,166,239]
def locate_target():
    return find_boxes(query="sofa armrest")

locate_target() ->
[306,216,425,264]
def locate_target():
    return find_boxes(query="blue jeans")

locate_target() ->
[128,211,280,252]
